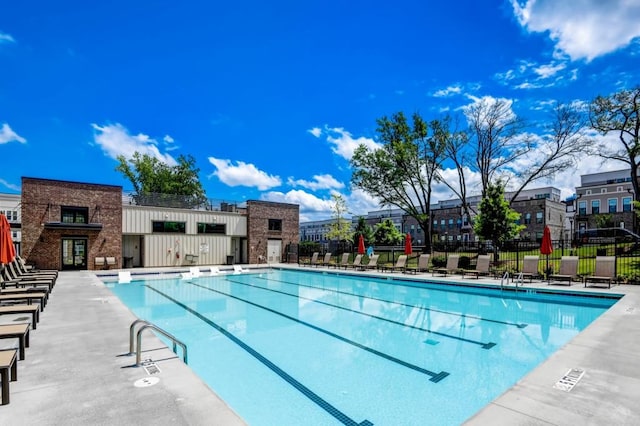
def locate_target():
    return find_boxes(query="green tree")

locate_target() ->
[326,194,353,251]
[351,112,447,252]
[594,214,613,229]
[473,180,525,258]
[353,216,374,246]
[116,152,206,207]
[590,86,640,205]
[373,219,404,246]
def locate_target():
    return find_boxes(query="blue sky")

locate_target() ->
[1,0,639,221]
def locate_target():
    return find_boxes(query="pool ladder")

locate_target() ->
[500,271,524,291]
[129,319,188,366]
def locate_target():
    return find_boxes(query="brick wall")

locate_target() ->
[21,177,122,270]
[246,200,299,264]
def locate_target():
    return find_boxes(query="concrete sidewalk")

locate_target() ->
[0,270,245,425]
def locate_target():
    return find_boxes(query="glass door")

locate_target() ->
[61,238,87,270]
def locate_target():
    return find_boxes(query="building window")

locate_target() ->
[524,213,531,224]
[578,201,587,215]
[152,221,186,233]
[61,206,88,224]
[623,197,632,212]
[591,200,600,214]
[536,212,543,224]
[197,223,226,234]
[608,199,617,213]
[268,219,282,231]
[448,218,454,229]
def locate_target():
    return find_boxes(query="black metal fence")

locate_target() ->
[294,239,640,283]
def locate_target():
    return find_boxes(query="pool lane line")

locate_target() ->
[250,274,527,329]
[223,277,497,350]
[180,282,449,383]
[144,285,375,426]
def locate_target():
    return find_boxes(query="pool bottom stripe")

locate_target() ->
[255,274,528,329]
[145,285,373,426]
[186,282,449,383]
[227,276,497,350]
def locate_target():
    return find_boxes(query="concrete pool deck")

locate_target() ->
[1,264,638,425]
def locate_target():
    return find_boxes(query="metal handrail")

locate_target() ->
[129,319,188,366]
[500,271,509,290]
[515,272,524,288]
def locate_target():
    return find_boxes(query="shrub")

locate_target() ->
[432,255,446,267]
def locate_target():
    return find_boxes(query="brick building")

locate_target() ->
[246,200,299,264]
[21,177,123,270]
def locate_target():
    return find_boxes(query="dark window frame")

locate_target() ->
[197,222,226,234]
[268,219,282,231]
[152,221,186,233]
[61,206,89,224]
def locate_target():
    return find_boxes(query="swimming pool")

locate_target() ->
[105,268,620,425]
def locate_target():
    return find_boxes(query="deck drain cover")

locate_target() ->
[134,377,160,388]
[553,368,585,392]
[142,360,162,375]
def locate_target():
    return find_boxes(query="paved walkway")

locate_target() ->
[1,265,639,425]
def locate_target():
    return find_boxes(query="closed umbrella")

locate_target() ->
[404,233,413,255]
[540,225,553,280]
[357,234,365,255]
[0,214,16,264]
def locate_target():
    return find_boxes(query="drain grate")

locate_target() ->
[141,359,162,375]
[553,368,585,392]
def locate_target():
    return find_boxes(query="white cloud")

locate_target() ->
[163,135,174,143]
[308,127,322,138]
[0,123,26,144]
[287,174,345,191]
[91,123,177,165]
[511,0,640,61]
[262,189,334,221]
[433,84,462,97]
[344,188,381,217]
[0,32,15,44]
[533,62,566,79]
[324,127,381,161]
[0,178,20,192]
[208,157,281,190]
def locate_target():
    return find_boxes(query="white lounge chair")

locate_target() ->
[233,265,247,274]
[189,267,202,278]
[118,271,131,283]
[210,266,227,275]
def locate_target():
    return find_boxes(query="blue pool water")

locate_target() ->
[105,268,620,425]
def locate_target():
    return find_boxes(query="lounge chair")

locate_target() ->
[0,349,18,405]
[513,255,541,283]
[189,267,203,278]
[380,255,407,273]
[95,257,106,269]
[0,292,48,311]
[584,256,616,288]
[405,254,431,274]
[1,268,54,292]
[332,253,350,268]
[360,254,379,271]
[210,266,227,275]
[432,255,460,276]
[9,261,57,282]
[315,252,332,267]
[462,255,491,279]
[233,265,248,274]
[118,271,132,283]
[0,305,40,329]
[345,254,363,269]
[302,252,319,267]
[106,257,117,269]
[0,324,30,360]
[16,255,58,277]
[548,256,579,285]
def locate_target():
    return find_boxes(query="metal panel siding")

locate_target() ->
[144,234,231,267]
[123,206,246,235]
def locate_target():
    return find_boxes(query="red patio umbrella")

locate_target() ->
[404,233,413,255]
[0,214,16,265]
[540,225,553,279]
[357,234,365,255]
